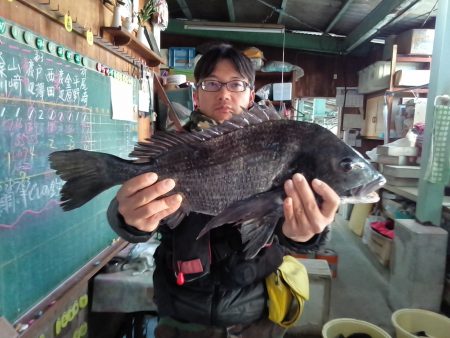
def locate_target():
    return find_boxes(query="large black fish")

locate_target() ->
[49,103,385,258]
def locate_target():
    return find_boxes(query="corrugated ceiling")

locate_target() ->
[164,0,438,54]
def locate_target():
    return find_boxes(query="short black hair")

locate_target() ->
[194,44,255,86]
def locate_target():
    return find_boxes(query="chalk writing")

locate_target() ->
[0,44,92,227]
[0,27,138,325]
[0,175,64,224]
[0,46,88,105]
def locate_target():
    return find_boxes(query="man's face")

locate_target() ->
[194,59,255,123]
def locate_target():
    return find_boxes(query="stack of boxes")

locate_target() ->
[376,144,420,187]
[358,28,434,95]
[362,142,420,266]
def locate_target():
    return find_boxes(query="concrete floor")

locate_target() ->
[327,216,394,336]
[287,215,394,338]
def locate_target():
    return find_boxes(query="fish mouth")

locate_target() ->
[341,175,386,204]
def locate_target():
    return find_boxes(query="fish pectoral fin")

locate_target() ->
[240,212,281,259]
[197,190,284,258]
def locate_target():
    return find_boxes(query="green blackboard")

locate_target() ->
[0,18,138,322]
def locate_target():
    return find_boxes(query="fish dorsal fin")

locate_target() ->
[130,132,200,160]
[193,100,281,138]
[129,101,282,160]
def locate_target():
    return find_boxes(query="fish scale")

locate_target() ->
[152,121,300,215]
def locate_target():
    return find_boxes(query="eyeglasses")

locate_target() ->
[197,80,253,92]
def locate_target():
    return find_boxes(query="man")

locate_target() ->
[108,44,340,338]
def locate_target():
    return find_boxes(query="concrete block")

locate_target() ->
[388,219,448,311]
[288,258,332,335]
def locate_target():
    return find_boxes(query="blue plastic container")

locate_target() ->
[169,47,196,69]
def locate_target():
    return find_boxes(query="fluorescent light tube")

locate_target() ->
[184,22,285,34]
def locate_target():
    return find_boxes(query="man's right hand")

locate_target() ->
[116,173,183,233]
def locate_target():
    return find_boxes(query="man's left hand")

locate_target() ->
[282,173,340,242]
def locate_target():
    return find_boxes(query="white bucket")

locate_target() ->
[391,308,450,338]
[322,318,392,338]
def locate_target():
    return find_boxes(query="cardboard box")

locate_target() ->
[272,82,292,101]
[394,69,430,87]
[396,29,435,55]
[358,61,420,94]
[336,87,363,107]
[367,227,392,266]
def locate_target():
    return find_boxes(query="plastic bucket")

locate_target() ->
[166,74,187,86]
[391,308,450,338]
[322,318,392,338]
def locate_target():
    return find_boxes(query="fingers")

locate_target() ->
[282,197,315,242]
[129,194,183,232]
[117,173,158,199]
[283,196,295,224]
[116,172,183,232]
[284,177,309,226]
[118,174,175,210]
[311,178,340,219]
[285,174,323,226]
[282,173,340,242]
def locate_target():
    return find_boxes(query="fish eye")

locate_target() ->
[339,158,355,172]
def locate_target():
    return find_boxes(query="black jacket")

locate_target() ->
[107,110,329,326]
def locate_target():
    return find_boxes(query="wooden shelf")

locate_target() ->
[395,55,432,63]
[383,45,431,143]
[383,185,450,209]
[387,87,429,95]
[101,26,165,67]
[255,71,295,90]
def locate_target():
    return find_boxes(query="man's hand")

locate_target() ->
[282,173,340,242]
[116,173,182,233]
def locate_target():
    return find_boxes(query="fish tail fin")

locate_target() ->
[49,149,132,211]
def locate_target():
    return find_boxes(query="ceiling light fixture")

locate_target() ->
[184,21,285,34]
